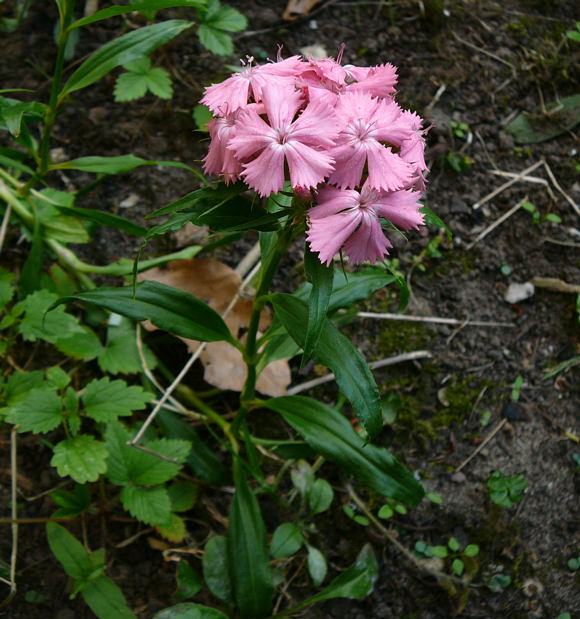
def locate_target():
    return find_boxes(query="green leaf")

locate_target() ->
[52,204,147,237]
[308,478,334,514]
[175,561,202,600]
[51,484,92,517]
[104,421,190,486]
[263,396,424,506]
[68,1,206,30]
[61,20,194,98]
[193,104,212,132]
[114,70,149,102]
[82,575,136,619]
[464,544,479,557]
[307,546,327,586]
[82,377,153,422]
[448,537,460,552]
[53,281,234,344]
[202,536,233,603]
[5,389,63,433]
[197,24,234,56]
[167,480,198,512]
[0,268,15,309]
[268,293,381,438]
[53,154,150,174]
[17,289,84,344]
[228,461,273,618]
[20,216,44,298]
[430,545,448,558]
[203,3,247,32]
[157,409,227,485]
[290,544,378,613]
[156,513,188,543]
[452,558,464,576]
[270,523,303,559]
[419,205,451,240]
[302,243,334,365]
[51,435,108,483]
[505,94,580,144]
[121,484,172,526]
[154,603,229,619]
[114,60,173,102]
[97,317,156,375]
[46,522,102,581]
[56,326,103,361]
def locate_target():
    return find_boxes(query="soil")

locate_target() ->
[1,0,579,618]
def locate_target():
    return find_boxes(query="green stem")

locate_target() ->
[38,0,76,177]
[239,226,294,413]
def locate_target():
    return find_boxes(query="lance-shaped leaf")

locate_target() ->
[69,1,206,30]
[60,20,193,98]
[52,281,235,344]
[154,603,228,619]
[302,243,333,365]
[228,460,273,618]
[268,293,381,438]
[263,396,424,506]
[51,154,192,175]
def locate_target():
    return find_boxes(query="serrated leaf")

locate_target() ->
[61,20,193,97]
[97,317,156,375]
[114,71,149,102]
[1,371,46,406]
[104,421,190,486]
[82,574,136,619]
[197,24,233,56]
[156,513,188,542]
[121,484,172,526]
[82,377,153,422]
[270,523,303,559]
[202,536,232,603]
[17,289,84,344]
[167,480,198,512]
[51,484,92,517]
[45,366,71,389]
[51,435,108,483]
[55,326,103,361]
[145,67,173,99]
[269,293,382,438]
[5,389,63,433]
[54,281,235,344]
[308,478,333,514]
[307,546,327,586]
[264,396,424,506]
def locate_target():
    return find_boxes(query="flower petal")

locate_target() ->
[366,142,414,191]
[285,141,335,190]
[241,146,285,196]
[372,189,425,230]
[343,210,392,264]
[306,208,361,265]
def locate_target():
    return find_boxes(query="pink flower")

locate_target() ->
[203,113,243,183]
[344,63,398,99]
[201,56,303,115]
[306,183,424,265]
[227,84,339,197]
[329,92,415,192]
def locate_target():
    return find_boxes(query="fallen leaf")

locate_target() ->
[139,258,290,396]
[283,0,323,20]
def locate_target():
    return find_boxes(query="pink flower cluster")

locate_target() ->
[201,51,428,264]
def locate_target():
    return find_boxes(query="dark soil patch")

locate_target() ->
[1,0,579,617]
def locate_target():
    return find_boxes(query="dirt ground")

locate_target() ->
[1,0,579,617]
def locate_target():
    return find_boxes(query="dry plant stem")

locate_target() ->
[356,311,514,328]
[346,485,469,588]
[472,160,544,209]
[543,161,580,217]
[465,196,529,250]
[455,418,507,473]
[0,203,11,256]
[128,255,262,451]
[0,427,19,605]
[451,31,516,73]
[287,351,433,395]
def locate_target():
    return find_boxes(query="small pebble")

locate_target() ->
[504,282,534,304]
[451,471,466,483]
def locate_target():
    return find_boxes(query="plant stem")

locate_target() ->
[239,227,294,414]
[38,0,76,177]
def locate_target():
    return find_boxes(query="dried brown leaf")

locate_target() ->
[283,0,323,20]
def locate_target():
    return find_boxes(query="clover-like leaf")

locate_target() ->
[51,435,108,483]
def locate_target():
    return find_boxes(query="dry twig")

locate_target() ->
[455,418,507,473]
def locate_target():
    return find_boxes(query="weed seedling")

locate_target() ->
[487,471,527,508]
